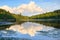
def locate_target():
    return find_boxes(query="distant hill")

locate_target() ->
[0,9,59,22]
[30,10,60,19]
[0,9,16,22]
[0,9,29,22]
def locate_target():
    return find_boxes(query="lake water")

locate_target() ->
[0,22,60,40]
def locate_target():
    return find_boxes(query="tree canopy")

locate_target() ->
[30,9,60,19]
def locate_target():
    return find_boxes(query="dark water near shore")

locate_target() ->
[0,21,60,40]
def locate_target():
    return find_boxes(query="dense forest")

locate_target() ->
[30,10,60,19]
[0,9,29,22]
[0,9,59,21]
[0,9,16,22]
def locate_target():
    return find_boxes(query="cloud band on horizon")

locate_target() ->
[0,1,43,16]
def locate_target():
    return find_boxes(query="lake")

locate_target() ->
[0,21,60,40]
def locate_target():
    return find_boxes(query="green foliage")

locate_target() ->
[0,9,16,22]
[0,9,59,22]
[0,9,29,23]
[12,13,29,23]
[30,9,60,19]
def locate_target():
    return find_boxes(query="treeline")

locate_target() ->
[0,9,60,22]
[12,13,29,23]
[30,10,60,19]
[0,9,29,22]
[0,9,16,22]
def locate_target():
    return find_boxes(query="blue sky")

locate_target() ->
[0,0,60,16]
[0,0,60,7]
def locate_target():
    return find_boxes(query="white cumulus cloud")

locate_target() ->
[0,1,43,16]
[16,1,43,15]
[0,5,14,13]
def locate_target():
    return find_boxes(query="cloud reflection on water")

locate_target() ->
[8,25,42,36]
[7,22,54,37]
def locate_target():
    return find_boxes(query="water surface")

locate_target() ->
[0,22,60,40]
